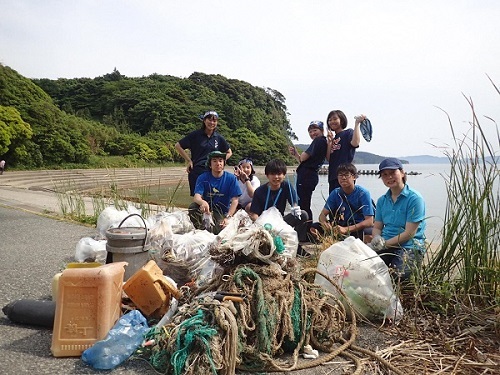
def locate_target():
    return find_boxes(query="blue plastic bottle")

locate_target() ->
[81,309,149,370]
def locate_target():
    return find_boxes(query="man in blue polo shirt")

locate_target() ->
[310,163,374,242]
[188,151,241,234]
[175,111,232,196]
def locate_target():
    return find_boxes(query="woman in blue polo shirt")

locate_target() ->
[370,158,426,281]
[175,111,232,196]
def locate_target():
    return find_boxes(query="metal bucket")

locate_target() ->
[105,213,151,280]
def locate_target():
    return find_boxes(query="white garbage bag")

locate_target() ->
[314,236,404,323]
[96,206,145,239]
[75,237,107,263]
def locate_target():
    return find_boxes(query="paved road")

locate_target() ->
[0,206,157,374]
[0,168,386,374]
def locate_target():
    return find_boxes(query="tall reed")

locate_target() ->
[424,85,499,309]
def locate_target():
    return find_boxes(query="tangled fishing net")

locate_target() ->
[135,208,367,375]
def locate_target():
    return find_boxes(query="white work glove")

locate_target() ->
[291,206,302,219]
[369,235,386,251]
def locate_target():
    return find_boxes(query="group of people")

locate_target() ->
[175,110,426,281]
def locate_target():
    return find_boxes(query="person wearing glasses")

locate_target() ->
[234,157,260,213]
[369,158,426,281]
[310,163,374,242]
[288,120,327,223]
[326,110,367,192]
[175,110,233,196]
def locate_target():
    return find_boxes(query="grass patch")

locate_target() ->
[389,81,500,373]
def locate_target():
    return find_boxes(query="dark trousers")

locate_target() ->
[296,168,319,222]
[188,202,225,234]
[328,178,340,193]
[379,248,423,282]
[284,211,309,243]
[188,165,208,196]
[309,221,363,242]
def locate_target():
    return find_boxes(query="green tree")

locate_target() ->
[0,105,33,156]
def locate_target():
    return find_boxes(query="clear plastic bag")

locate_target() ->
[255,207,299,258]
[314,236,404,323]
[158,229,217,286]
[96,206,144,240]
[75,237,107,263]
[146,210,195,234]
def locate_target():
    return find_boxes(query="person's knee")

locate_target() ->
[382,248,422,282]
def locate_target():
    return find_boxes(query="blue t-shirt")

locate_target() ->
[194,171,241,214]
[297,136,327,173]
[250,181,298,216]
[375,184,426,250]
[324,185,374,226]
[328,128,357,183]
[178,129,230,168]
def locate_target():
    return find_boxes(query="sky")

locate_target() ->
[1,0,499,157]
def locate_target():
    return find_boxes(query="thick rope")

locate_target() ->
[213,302,239,375]
[144,263,401,375]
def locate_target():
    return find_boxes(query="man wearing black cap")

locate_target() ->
[175,111,232,196]
[188,151,241,234]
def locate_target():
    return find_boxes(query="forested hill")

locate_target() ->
[0,65,296,168]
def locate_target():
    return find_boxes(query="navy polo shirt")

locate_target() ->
[178,129,230,168]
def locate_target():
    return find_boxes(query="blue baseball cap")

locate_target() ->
[308,120,324,130]
[378,158,403,173]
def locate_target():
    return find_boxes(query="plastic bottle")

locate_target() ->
[81,309,149,370]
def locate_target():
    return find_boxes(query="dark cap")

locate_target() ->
[308,120,324,131]
[206,150,226,167]
[378,158,403,173]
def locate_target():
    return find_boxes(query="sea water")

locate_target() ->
[306,164,451,243]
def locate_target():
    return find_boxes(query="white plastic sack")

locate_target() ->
[96,206,145,239]
[75,237,107,263]
[177,229,219,287]
[314,236,404,323]
[146,210,195,235]
[255,207,298,258]
[216,209,253,241]
[148,217,174,253]
[172,230,216,262]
